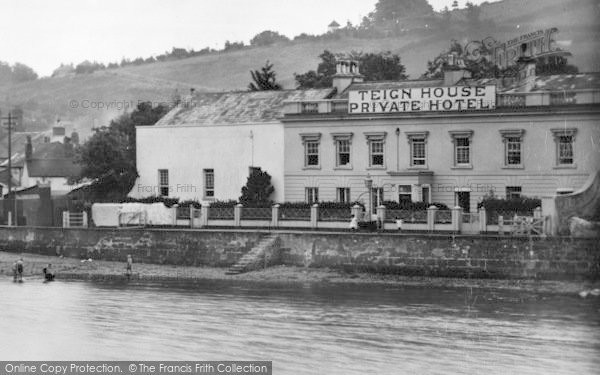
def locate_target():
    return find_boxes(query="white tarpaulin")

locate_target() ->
[91,203,122,227]
[145,202,175,225]
[119,203,147,225]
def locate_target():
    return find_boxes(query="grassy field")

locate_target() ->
[0,0,597,137]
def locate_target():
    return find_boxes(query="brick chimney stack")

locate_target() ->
[443,53,472,86]
[332,59,363,94]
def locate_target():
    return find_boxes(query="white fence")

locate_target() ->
[88,203,551,235]
[62,211,88,228]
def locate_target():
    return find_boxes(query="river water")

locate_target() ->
[0,278,599,374]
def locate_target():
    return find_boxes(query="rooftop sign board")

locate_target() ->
[348,85,496,114]
[490,27,564,68]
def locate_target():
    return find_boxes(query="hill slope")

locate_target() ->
[0,0,598,138]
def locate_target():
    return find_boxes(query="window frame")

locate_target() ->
[203,169,214,199]
[406,131,429,169]
[449,130,474,169]
[305,187,319,203]
[336,187,351,203]
[506,186,522,199]
[332,132,353,169]
[551,128,577,168]
[500,129,525,169]
[300,133,322,169]
[364,132,387,169]
[158,169,169,197]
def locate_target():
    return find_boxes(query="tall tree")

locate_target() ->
[371,0,433,23]
[250,30,290,47]
[248,60,282,91]
[295,50,407,89]
[239,169,275,205]
[74,102,170,201]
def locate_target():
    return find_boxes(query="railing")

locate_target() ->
[279,206,311,221]
[318,207,352,221]
[241,207,272,220]
[486,210,535,225]
[283,90,600,116]
[176,206,191,220]
[435,210,452,224]
[384,209,427,223]
[301,102,318,113]
[208,206,234,220]
[497,93,526,108]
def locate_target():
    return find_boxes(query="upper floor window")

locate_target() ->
[158,169,169,197]
[551,128,577,167]
[332,132,353,168]
[364,132,387,168]
[500,129,525,168]
[406,131,429,168]
[449,130,473,168]
[300,133,321,168]
[204,169,214,198]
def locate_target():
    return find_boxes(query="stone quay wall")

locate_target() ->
[0,227,597,280]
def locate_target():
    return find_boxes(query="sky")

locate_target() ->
[0,0,496,77]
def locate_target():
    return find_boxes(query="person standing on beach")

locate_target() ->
[12,261,18,281]
[16,258,24,281]
[126,254,133,278]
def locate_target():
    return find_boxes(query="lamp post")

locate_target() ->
[364,174,373,221]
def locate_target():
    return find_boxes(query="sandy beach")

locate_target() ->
[1,251,598,296]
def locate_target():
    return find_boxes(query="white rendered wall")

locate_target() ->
[133,122,284,203]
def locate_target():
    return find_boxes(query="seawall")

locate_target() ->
[0,227,597,280]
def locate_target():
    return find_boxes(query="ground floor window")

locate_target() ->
[506,186,522,199]
[204,169,214,198]
[336,187,350,203]
[306,187,319,203]
[158,169,169,197]
[398,185,412,202]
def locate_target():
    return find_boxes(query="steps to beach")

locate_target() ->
[226,234,279,275]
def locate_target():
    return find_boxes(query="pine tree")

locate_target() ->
[239,169,275,205]
[248,60,282,91]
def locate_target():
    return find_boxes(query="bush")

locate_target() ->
[178,200,201,209]
[209,200,238,208]
[382,201,449,210]
[477,197,541,212]
[317,201,364,209]
[279,202,312,209]
[121,196,179,207]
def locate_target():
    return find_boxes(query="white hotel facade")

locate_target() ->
[132,59,600,213]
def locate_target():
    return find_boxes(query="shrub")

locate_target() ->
[382,201,449,210]
[209,200,238,208]
[121,196,179,207]
[477,197,541,212]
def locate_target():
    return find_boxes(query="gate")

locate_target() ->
[461,212,480,234]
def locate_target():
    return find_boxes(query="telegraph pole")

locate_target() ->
[1,111,16,225]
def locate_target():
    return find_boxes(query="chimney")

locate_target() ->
[25,135,32,160]
[443,53,471,86]
[332,59,363,94]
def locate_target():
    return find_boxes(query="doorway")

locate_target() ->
[456,192,470,213]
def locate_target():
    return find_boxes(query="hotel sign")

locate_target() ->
[490,27,564,68]
[348,85,496,114]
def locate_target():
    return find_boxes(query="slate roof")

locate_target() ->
[336,73,600,97]
[155,89,334,126]
[26,158,81,178]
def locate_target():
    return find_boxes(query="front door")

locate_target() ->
[456,192,470,213]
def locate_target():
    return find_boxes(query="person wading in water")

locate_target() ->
[126,254,133,279]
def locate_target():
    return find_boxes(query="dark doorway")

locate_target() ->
[456,192,470,213]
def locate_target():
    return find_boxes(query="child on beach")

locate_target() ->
[43,263,55,281]
[12,261,17,281]
[16,258,24,281]
[349,215,358,231]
